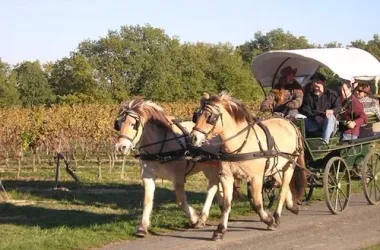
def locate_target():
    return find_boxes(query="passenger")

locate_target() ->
[354,82,380,136]
[260,66,303,119]
[299,72,341,144]
[352,81,359,92]
[338,80,368,141]
[355,82,380,119]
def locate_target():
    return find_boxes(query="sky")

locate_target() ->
[0,0,379,65]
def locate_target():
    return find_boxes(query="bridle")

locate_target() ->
[191,100,255,155]
[192,101,223,139]
[114,110,143,149]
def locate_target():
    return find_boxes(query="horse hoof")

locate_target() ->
[135,229,147,238]
[262,212,274,227]
[286,204,300,215]
[191,219,205,229]
[267,224,277,231]
[274,212,280,226]
[212,231,224,241]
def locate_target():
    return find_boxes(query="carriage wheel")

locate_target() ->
[323,157,351,214]
[362,152,380,205]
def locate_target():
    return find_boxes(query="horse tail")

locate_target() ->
[290,150,307,201]
[289,126,307,201]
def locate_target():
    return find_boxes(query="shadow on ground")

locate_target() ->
[0,179,228,233]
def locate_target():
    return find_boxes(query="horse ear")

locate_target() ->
[200,92,210,105]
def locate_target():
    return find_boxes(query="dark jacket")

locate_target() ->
[340,95,368,137]
[300,89,341,119]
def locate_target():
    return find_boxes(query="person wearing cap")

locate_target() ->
[338,80,368,141]
[260,66,304,119]
[299,72,341,144]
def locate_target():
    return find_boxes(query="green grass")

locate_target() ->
[0,158,366,250]
[0,160,254,250]
[362,244,380,250]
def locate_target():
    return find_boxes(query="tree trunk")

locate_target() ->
[32,152,36,172]
[97,156,102,181]
[114,151,118,161]
[111,152,115,171]
[72,153,78,170]
[5,152,9,168]
[120,155,126,179]
[108,152,112,173]
[0,179,9,202]
[36,149,41,165]
[83,148,88,160]
[17,157,22,179]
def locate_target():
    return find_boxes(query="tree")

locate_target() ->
[12,61,54,107]
[77,31,131,102]
[351,34,380,61]
[176,43,216,99]
[206,43,262,101]
[323,41,343,48]
[0,59,20,107]
[49,55,111,104]
[237,29,313,64]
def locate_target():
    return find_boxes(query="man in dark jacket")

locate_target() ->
[300,73,341,144]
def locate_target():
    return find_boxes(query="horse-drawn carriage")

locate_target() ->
[251,47,380,214]
[114,47,380,241]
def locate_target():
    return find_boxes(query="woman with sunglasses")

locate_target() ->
[355,82,380,136]
[355,83,380,119]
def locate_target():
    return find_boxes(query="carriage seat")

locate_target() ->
[349,113,380,143]
[347,133,380,144]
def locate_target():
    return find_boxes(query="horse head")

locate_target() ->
[190,92,253,147]
[114,97,171,155]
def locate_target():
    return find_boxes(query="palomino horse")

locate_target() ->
[115,97,235,237]
[190,92,307,241]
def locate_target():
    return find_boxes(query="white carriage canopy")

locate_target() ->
[251,48,380,88]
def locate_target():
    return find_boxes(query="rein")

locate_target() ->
[138,135,187,150]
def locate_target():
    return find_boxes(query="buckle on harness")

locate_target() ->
[162,156,172,163]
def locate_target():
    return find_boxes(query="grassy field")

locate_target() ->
[0,156,364,250]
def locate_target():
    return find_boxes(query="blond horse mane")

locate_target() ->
[118,97,173,131]
[202,92,254,124]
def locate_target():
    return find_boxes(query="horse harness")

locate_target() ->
[115,106,303,177]
[114,110,144,147]
[191,101,303,171]
[115,110,214,177]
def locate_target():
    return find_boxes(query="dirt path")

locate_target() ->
[101,193,380,250]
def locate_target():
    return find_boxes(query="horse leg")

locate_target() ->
[285,183,299,215]
[216,181,225,212]
[285,159,302,215]
[212,174,234,241]
[174,182,199,227]
[249,175,275,229]
[233,178,244,199]
[273,165,295,229]
[136,177,155,237]
[195,174,219,228]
